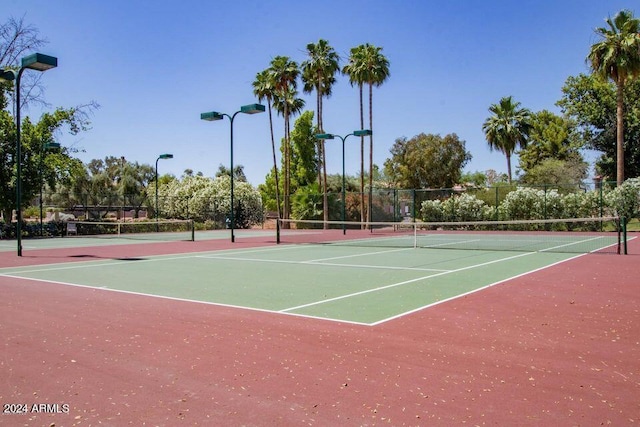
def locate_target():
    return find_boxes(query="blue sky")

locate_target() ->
[6,0,635,185]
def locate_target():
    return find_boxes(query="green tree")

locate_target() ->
[517,110,587,185]
[559,73,640,181]
[383,133,472,189]
[460,171,488,187]
[0,107,93,221]
[520,158,588,187]
[1,16,97,222]
[301,39,340,226]
[68,157,120,219]
[215,164,247,182]
[587,9,640,185]
[289,110,317,192]
[482,96,533,183]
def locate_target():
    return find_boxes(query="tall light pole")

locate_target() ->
[0,53,58,256]
[40,140,61,236]
[155,153,173,230]
[315,129,372,234]
[201,103,265,242]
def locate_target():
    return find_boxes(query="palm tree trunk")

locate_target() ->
[368,83,373,225]
[316,90,323,190]
[616,82,625,186]
[283,106,290,227]
[359,83,365,227]
[319,89,329,229]
[268,100,281,221]
[506,152,512,184]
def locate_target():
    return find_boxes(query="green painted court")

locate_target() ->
[0,242,585,325]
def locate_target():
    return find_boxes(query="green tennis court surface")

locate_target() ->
[0,229,274,252]
[0,243,586,325]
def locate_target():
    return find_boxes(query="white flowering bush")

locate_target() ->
[420,199,444,222]
[561,190,605,219]
[156,175,263,227]
[443,193,487,221]
[498,187,546,220]
[605,178,640,225]
[420,193,488,222]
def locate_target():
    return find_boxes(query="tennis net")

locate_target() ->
[277,217,623,254]
[66,219,195,241]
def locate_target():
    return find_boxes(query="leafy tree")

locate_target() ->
[1,16,97,222]
[517,110,587,185]
[122,161,155,218]
[0,107,93,221]
[383,133,471,189]
[289,110,317,191]
[257,167,280,213]
[301,39,340,226]
[558,73,640,180]
[587,9,640,185]
[215,164,247,182]
[258,111,318,216]
[460,171,488,187]
[519,158,588,187]
[482,96,533,183]
[518,111,582,170]
[66,158,120,219]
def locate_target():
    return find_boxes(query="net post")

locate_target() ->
[191,219,195,242]
[276,218,281,244]
[622,217,627,255]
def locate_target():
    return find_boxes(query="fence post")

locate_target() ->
[494,186,499,221]
[412,189,416,222]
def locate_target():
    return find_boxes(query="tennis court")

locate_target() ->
[0,223,621,325]
[1,221,638,425]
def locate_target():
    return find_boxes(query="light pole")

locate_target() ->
[201,103,265,242]
[315,129,372,234]
[155,153,173,230]
[40,140,61,236]
[0,53,58,256]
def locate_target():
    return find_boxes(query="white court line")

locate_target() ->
[0,273,373,328]
[194,254,449,273]
[0,243,303,275]
[303,247,412,263]
[280,251,535,313]
[370,252,588,325]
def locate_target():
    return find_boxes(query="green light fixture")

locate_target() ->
[201,103,265,242]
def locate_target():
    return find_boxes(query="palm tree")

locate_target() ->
[587,9,640,185]
[343,45,367,224]
[252,68,281,220]
[301,39,340,227]
[269,56,301,222]
[482,96,532,184]
[359,44,390,223]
